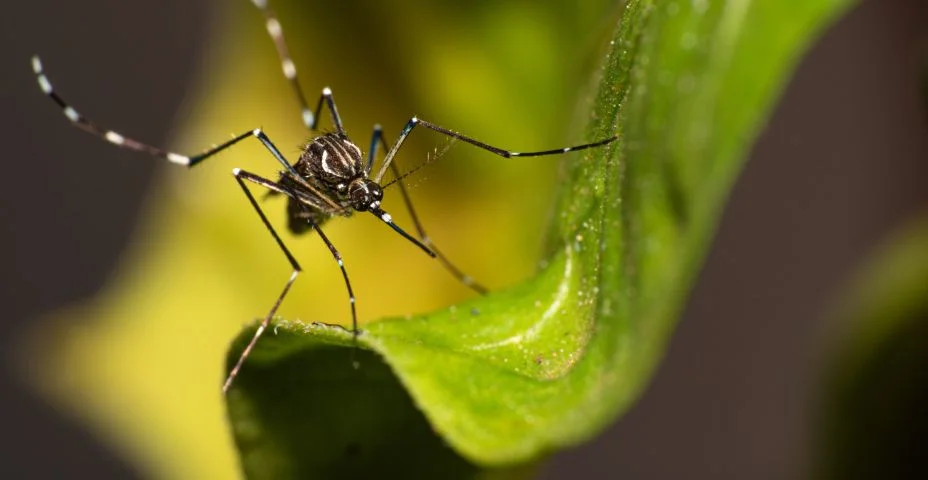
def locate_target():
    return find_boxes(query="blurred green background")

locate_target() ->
[1,0,926,478]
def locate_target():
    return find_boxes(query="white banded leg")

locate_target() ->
[225,168,357,393]
[31,54,343,206]
[374,116,619,183]
[32,55,192,166]
[367,205,436,258]
[251,0,318,130]
[250,1,348,136]
[368,125,488,295]
[309,87,346,135]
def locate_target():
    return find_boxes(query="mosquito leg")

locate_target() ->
[304,218,358,340]
[368,126,488,294]
[250,0,347,135]
[309,87,345,135]
[374,116,618,183]
[287,190,362,363]
[32,55,200,166]
[223,168,306,394]
[250,0,313,128]
[304,213,362,369]
[31,56,329,185]
[225,168,358,391]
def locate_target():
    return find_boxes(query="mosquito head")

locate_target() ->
[347,178,383,211]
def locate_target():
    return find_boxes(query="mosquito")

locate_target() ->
[32,0,618,394]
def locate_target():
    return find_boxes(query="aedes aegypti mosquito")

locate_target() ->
[32,0,618,394]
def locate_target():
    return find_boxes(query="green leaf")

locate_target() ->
[225,0,857,476]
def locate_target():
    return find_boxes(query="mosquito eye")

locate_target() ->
[346,184,371,210]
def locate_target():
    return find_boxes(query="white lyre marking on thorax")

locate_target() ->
[320,149,337,176]
[343,138,362,159]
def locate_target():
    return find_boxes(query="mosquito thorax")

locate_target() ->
[298,132,364,186]
[347,178,383,211]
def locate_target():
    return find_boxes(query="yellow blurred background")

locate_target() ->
[16,1,617,477]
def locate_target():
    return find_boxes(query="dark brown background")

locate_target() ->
[1,0,925,478]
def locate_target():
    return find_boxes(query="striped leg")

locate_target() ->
[32,54,343,207]
[251,0,312,129]
[368,126,488,295]
[30,56,321,181]
[31,56,193,166]
[309,87,345,135]
[251,0,346,136]
[374,116,619,183]
[224,168,357,393]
